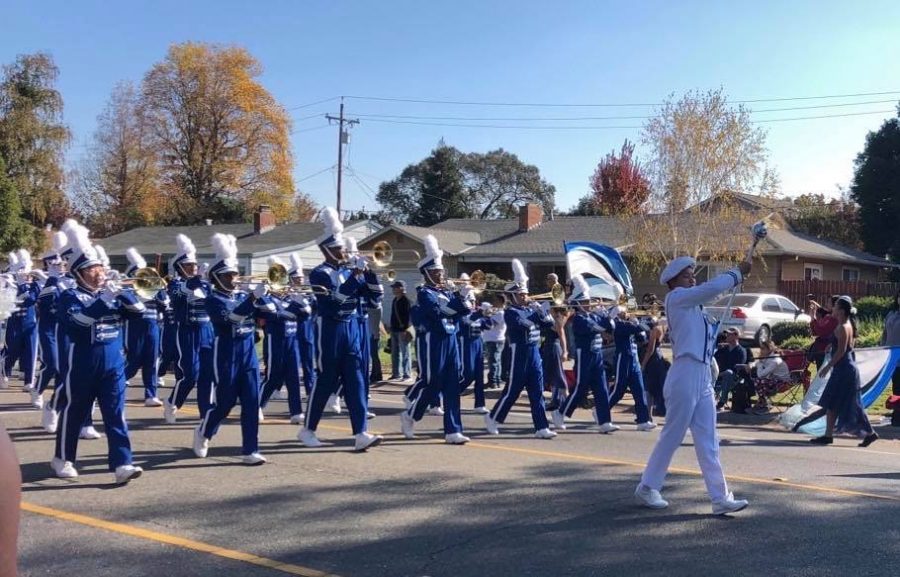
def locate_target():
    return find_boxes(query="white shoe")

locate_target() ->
[354,431,383,452]
[257,407,265,422]
[0,375,8,389]
[114,464,143,484]
[637,421,657,432]
[712,494,749,515]
[144,397,163,407]
[42,406,58,433]
[428,406,445,416]
[598,422,620,434]
[445,432,470,445]
[297,427,323,448]
[473,406,490,415]
[24,381,34,392]
[634,484,668,509]
[534,428,557,439]
[402,396,412,409]
[192,427,209,458]
[400,411,415,439]
[31,389,44,409]
[50,457,78,479]
[163,399,177,424]
[289,414,304,424]
[366,411,376,419]
[326,394,342,414]
[551,409,566,431]
[273,389,289,400]
[484,413,499,435]
[158,377,166,387]
[79,426,102,440]
[242,452,267,466]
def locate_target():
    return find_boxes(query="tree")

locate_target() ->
[376,143,557,226]
[293,191,318,222]
[571,140,650,216]
[376,143,472,226]
[787,192,863,250]
[850,106,900,269]
[0,53,71,228]
[70,82,160,236]
[631,88,771,267]
[0,157,36,254]
[140,42,295,224]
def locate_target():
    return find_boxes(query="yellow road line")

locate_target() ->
[21,501,342,577]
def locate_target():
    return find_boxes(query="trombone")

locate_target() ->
[117,267,168,300]
[237,263,332,296]
[353,240,420,269]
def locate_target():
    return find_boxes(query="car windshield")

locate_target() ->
[711,295,758,308]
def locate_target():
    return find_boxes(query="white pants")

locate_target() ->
[639,357,729,502]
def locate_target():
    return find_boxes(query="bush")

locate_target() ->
[855,296,892,321]
[855,317,883,348]
[778,335,813,350]
[771,321,810,345]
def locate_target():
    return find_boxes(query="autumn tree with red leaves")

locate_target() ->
[571,140,650,216]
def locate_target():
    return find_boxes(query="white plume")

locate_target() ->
[60,219,80,235]
[175,233,196,254]
[51,231,67,252]
[94,244,110,267]
[423,234,443,261]
[572,274,590,300]
[268,255,285,267]
[345,237,358,255]
[290,253,303,272]
[320,206,344,236]
[7,252,20,270]
[511,258,528,285]
[16,249,32,273]
[68,223,97,261]
[125,247,146,269]
[211,233,237,261]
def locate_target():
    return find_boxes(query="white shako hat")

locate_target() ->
[41,231,67,265]
[125,247,147,277]
[6,251,20,273]
[208,233,239,283]
[65,224,102,272]
[570,274,592,303]
[316,207,345,250]
[288,253,304,278]
[170,233,198,276]
[417,234,444,275]
[16,249,32,273]
[345,236,358,256]
[659,256,696,286]
[504,258,529,294]
[94,244,110,268]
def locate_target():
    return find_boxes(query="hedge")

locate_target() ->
[855,296,892,321]
[779,335,813,350]
[771,321,811,345]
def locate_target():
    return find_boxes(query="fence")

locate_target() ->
[778,279,900,305]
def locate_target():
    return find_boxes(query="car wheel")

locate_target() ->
[756,325,771,345]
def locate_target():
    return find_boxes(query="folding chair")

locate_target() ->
[771,349,811,410]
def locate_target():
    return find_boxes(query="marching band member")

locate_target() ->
[483,259,556,439]
[50,224,143,484]
[33,232,68,409]
[399,235,472,444]
[259,256,311,424]
[193,234,273,465]
[163,234,214,423]
[608,309,656,431]
[551,275,618,433]
[297,207,383,452]
[346,237,384,418]
[635,256,751,514]
[3,250,40,391]
[123,247,168,407]
[289,254,318,399]
[459,301,494,414]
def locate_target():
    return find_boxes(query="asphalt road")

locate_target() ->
[4,379,899,577]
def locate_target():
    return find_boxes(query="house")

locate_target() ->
[96,206,382,276]
[360,200,897,314]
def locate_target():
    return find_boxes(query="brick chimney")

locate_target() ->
[253,205,276,235]
[518,203,543,232]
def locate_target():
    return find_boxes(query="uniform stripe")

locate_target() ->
[494,343,517,422]
[58,343,76,462]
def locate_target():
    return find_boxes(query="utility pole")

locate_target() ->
[326,97,359,215]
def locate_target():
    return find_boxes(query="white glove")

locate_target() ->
[199,263,210,277]
[253,283,268,299]
[459,285,473,298]
[353,255,368,271]
[100,282,120,304]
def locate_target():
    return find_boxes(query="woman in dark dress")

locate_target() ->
[793,295,877,447]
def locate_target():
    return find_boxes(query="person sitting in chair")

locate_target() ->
[714,327,746,410]
[736,341,790,414]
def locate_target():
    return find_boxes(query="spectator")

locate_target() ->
[808,298,838,369]
[639,317,669,417]
[738,341,790,413]
[368,301,385,383]
[482,293,507,389]
[881,289,900,426]
[714,327,747,410]
[389,281,412,381]
[0,422,19,577]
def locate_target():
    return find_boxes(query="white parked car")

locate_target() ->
[704,293,811,344]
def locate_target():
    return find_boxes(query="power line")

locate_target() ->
[291,124,332,134]
[296,165,336,183]
[286,96,341,111]
[343,90,900,108]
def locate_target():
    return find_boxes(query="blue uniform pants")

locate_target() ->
[563,348,612,424]
[126,318,161,399]
[305,319,369,435]
[158,321,177,377]
[542,340,568,409]
[459,336,487,409]
[490,343,549,431]
[36,326,58,394]
[199,346,260,455]
[260,333,304,417]
[610,353,651,423]
[54,344,132,470]
[169,325,214,414]
[4,317,38,384]
[405,332,463,434]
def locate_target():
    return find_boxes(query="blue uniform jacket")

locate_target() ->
[58,286,144,349]
[571,310,614,353]
[459,310,494,341]
[416,285,469,336]
[308,262,377,323]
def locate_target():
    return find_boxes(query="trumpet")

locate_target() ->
[117,267,168,300]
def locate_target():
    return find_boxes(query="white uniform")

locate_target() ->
[639,268,742,502]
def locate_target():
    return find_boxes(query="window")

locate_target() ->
[762,298,781,313]
[842,268,860,282]
[712,295,758,308]
[777,297,799,315]
[804,264,822,281]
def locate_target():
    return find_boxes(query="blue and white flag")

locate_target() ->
[563,241,634,300]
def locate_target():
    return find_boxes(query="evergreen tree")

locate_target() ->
[0,157,36,254]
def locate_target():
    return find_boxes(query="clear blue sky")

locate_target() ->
[4,0,900,215]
